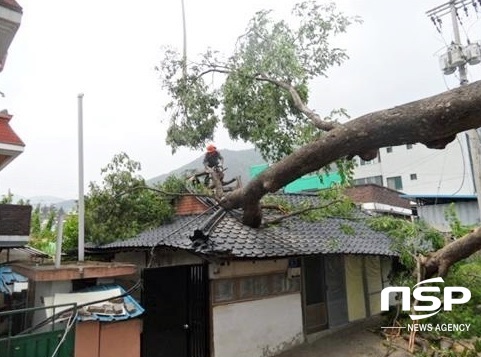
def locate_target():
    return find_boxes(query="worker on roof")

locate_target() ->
[203,144,224,173]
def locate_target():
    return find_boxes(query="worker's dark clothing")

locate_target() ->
[203,151,223,169]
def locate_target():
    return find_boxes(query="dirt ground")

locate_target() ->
[276,318,412,357]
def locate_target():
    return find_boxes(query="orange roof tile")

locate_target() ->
[0,111,24,146]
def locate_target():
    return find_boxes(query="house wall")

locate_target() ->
[114,249,202,269]
[418,201,480,232]
[32,280,71,327]
[209,259,288,279]
[344,255,390,323]
[344,255,366,321]
[212,294,303,357]
[210,259,303,357]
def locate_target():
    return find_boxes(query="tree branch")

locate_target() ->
[423,227,481,278]
[257,73,338,131]
[113,185,215,200]
[261,200,343,227]
[221,80,481,227]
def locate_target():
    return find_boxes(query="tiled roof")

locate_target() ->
[0,266,28,294]
[0,112,24,146]
[99,193,396,258]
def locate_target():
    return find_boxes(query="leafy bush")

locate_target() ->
[427,259,481,339]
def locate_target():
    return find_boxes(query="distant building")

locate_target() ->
[353,136,475,196]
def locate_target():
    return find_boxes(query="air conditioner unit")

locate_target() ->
[465,43,481,65]
[439,52,456,75]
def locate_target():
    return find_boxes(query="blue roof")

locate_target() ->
[400,194,477,199]
[75,285,144,322]
[0,266,28,294]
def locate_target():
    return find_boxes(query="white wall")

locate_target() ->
[354,134,475,195]
[418,201,480,232]
[32,280,72,327]
[212,294,304,357]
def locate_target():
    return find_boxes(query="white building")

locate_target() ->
[352,132,481,229]
[353,133,476,196]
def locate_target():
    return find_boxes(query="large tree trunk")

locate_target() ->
[422,227,481,278]
[221,80,481,227]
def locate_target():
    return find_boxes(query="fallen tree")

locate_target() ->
[221,80,481,227]
[158,1,481,277]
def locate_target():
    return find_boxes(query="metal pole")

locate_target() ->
[77,93,85,262]
[55,209,64,268]
[450,1,468,85]
[449,1,481,221]
[181,0,187,78]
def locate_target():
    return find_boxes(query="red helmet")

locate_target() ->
[206,144,216,153]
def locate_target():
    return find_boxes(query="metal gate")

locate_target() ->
[141,265,209,357]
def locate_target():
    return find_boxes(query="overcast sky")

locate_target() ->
[0,0,480,200]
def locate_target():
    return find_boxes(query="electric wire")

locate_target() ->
[49,309,78,357]
[451,136,467,195]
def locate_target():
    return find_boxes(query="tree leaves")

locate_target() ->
[85,152,175,245]
[157,1,359,161]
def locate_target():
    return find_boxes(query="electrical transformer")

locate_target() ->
[439,52,456,75]
[465,43,481,65]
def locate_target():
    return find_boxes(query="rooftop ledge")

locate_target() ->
[11,261,137,282]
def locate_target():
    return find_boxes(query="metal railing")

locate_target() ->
[0,303,78,357]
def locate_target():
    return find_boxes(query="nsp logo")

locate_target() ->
[381,277,471,320]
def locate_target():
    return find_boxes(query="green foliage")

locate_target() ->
[29,205,58,254]
[474,339,481,352]
[339,223,355,235]
[368,216,444,269]
[261,186,355,224]
[85,152,175,245]
[427,260,481,339]
[62,214,78,251]
[0,192,13,204]
[158,1,360,162]
[444,203,474,238]
[0,191,30,205]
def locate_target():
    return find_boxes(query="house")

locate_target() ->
[5,260,142,357]
[343,184,412,217]
[0,0,28,252]
[92,193,397,357]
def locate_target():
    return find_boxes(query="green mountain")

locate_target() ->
[148,148,267,186]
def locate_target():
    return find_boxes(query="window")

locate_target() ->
[213,280,235,302]
[352,175,383,186]
[387,176,403,190]
[410,173,417,180]
[406,144,413,150]
[212,273,301,304]
[386,147,393,153]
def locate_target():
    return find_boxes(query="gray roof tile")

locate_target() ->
[99,193,397,258]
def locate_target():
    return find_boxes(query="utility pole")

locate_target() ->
[426,1,481,221]
[78,93,85,262]
[181,0,187,78]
